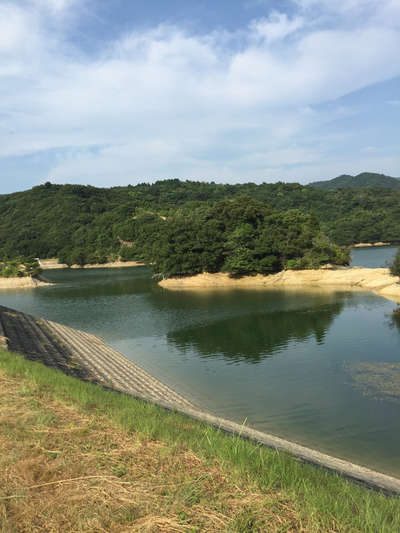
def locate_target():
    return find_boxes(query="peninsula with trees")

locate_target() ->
[0,258,49,289]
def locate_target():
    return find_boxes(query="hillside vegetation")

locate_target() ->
[0,178,399,272]
[0,259,41,278]
[132,197,349,277]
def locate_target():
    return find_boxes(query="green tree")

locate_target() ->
[390,248,400,277]
[119,245,137,262]
[70,248,88,267]
[23,258,42,277]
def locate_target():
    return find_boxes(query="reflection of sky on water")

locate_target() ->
[351,245,397,268]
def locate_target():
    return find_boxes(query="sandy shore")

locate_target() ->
[159,267,400,304]
[39,259,145,270]
[352,242,392,248]
[0,276,52,290]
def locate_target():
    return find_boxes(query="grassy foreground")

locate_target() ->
[0,349,399,533]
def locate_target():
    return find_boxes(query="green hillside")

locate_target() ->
[310,172,400,190]
[0,179,399,270]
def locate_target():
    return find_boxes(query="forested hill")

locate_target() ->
[0,179,399,266]
[310,172,400,190]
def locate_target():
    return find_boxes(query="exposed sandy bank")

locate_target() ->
[352,242,392,248]
[39,258,145,270]
[0,276,52,290]
[159,267,400,303]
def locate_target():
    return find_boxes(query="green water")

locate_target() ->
[1,265,400,476]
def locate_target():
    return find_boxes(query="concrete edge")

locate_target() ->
[164,403,400,495]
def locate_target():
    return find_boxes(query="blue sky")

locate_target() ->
[0,0,399,193]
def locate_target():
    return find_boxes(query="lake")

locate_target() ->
[351,244,397,268]
[1,249,399,476]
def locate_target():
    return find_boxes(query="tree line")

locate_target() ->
[130,196,350,277]
[0,258,41,278]
[0,179,399,274]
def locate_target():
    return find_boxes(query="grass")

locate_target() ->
[0,348,399,532]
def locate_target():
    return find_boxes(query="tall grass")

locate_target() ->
[1,348,399,532]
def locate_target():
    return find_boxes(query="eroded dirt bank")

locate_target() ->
[352,242,392,247]
[159,267,400,303]
[0,276,51,290]
[39,258,145,269]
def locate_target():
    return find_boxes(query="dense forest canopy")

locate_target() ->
[131,197,349,277]
[0,177,399,273]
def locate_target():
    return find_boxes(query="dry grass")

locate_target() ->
[2,348,398,533]
[0,369,310,533]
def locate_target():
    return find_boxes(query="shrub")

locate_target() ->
[390,248,400,277]
[23,259,42,277]
[0,258,41,278]
[119,245,137,262]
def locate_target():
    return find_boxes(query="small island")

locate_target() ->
[109,195,398,302]
[134,196,351,276]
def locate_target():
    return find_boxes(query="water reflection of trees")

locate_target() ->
[167,303,343,363]
[391,307,400,333]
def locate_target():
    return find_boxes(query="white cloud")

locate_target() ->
[0,4,44,79]
[0,6,29,53]
[250,12,304,42]
[0,0,399,187]
[31,0,78,12]
[0,4,40,55]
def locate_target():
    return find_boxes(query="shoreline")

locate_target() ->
[0,304,193,410]
[0,276,52,290]
[39,258,145,270]
[1,304,400,494]
[351,242,393,248]
[159,267,400,304]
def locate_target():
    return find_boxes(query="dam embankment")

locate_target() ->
[0,305,192,410]
[1,304,400,494]
[159,267,400,303]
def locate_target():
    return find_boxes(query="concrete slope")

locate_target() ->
[0,305,192,410]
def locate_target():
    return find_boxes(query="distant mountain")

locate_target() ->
[310,172,400,190]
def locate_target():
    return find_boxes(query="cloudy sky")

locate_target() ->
[1,0,399,193]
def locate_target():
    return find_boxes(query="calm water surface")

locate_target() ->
[351,245,397,267]
[1,256,400,476]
